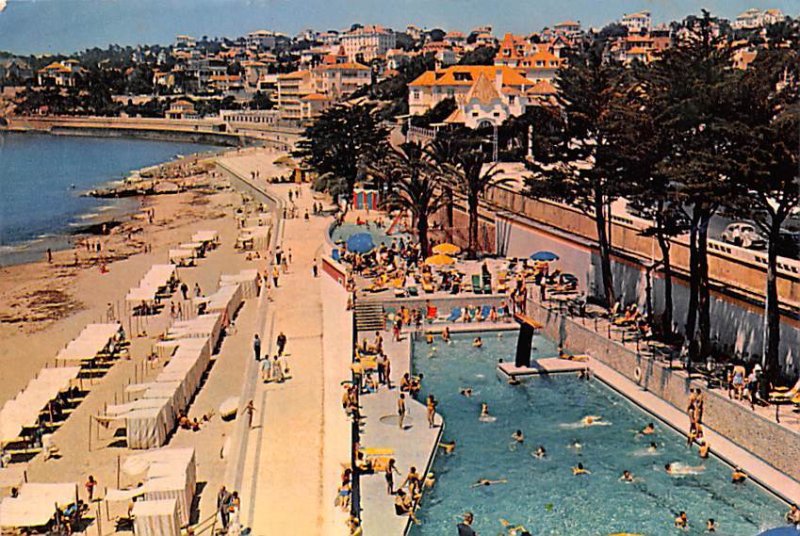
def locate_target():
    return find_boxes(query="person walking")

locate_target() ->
[85,475,97,502]
[397,393,407,430]
[253,334,261,361]
[312,258,319,278]
[244,400,256,429]
[272,265,280,288]
[276,331,287,355]
[217,485,231,529]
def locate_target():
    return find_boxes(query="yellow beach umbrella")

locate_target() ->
[432,242,461,255]
[425,254,456,266]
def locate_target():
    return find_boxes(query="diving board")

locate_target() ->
[513,313,543,368]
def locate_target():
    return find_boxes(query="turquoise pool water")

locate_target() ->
[409,332,786,535]
[330,222,412,248]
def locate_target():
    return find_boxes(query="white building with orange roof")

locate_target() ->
[409,65,537,128]
[733,8,784,29]
[277,70,314,119]
[37,60,81,87]
[444,31,466,47]
[422,41,458,67]
[553,20,582,36]
[621,11,652,33]
[495,33,534,67]
[300,93,332,118]
[517,49,564,82]
[340,25,396,62]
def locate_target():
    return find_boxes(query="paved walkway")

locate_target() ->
[220,150,351,535]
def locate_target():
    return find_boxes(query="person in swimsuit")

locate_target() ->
[534,446,546,458]
[641,422,655,435]
[511,430,524,443]
[572,463,590,475]
[397,394,406,430]
[620,470,634,482]
[385,458,400,494]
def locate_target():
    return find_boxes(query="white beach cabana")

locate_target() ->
[0,482,78,530]
[0,367,81,444]
[132,498,181,536]
[168,248,195,267]
[55,323,124,363]
[220,269,260,299]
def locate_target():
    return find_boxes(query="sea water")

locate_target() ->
[0,132,214,266]
[409,331,786,535]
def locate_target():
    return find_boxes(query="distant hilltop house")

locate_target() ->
[553,20,582,36]
[244,30,279,51]
[621,11,652,33]
[175,34,196,49]
[408,65,556,129]
[339,25,396,63]
[0,57,33,83]
[732,8,785,29]
[37,60,82,87]
[166,99,199,120]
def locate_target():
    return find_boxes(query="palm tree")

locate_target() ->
[375,142,446,256]
[449,150,513,259]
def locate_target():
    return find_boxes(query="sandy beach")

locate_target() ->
[0,146,288,533]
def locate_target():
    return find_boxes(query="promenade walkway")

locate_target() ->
[219,149,351,535]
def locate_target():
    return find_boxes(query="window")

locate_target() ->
[493,112,500,117]
[472,111,479,117]
[412,90,420,100]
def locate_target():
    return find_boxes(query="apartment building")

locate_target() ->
[621,11,652,33]
[340,25,396,62]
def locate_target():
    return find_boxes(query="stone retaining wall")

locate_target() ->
[526,298,800,483]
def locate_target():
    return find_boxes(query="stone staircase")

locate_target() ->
[355,302,385,332]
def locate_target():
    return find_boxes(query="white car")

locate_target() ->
[720,222,766,249]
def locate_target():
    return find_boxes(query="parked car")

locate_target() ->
[720,222,767,249]
[777,229,800,260]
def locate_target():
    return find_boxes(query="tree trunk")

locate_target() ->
[656,228,674,338]
[685,210,701,363]
[697,211,712,360]
[445,187,454,242]
[417,213,429,258]
[762,221,782,384]
[593,192,615,308]
[467,195,479,260]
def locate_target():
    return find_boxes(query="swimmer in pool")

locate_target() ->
[425,333,434,344]
[641,422,655,435]
[442,327,451,343]
[647,442,658,453]
[698,442,710,459]
[511,430,524,443]
[439,441,456,454]
[674,511,688,529]
[459,388,473,397]
[480,403,490,418]
[534,446,546,458]
[731,467,748,484]
[473,337,483,348]
[581,415,608,426]
[471,478,508,487]
[499,519,528,536]
[572,463,590,476]
[665,463,705,475]
[620,470,634,482]
[570,440,583,450]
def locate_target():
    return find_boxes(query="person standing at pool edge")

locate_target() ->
[398,393,406,429]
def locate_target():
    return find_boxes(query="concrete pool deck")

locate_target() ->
[358,333,443,535]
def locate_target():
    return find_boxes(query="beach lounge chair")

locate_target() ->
[481,305,492,319]
[426,306,438,322]
[446,307,462,322]
[471,274,483,294]
[770,377,800,402]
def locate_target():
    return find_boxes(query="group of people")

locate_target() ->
[255,331,290,384]
[610,301,653,339]
[216,485,242,534]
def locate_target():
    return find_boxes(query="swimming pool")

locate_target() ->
[330,222,412,248]
[409,332,786,535]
